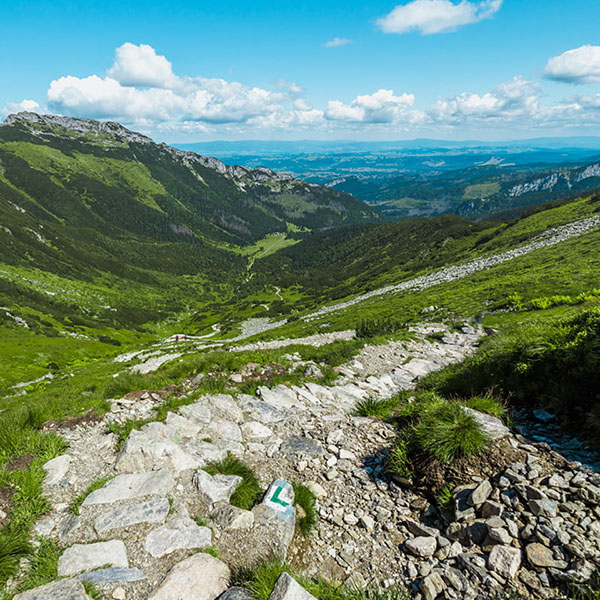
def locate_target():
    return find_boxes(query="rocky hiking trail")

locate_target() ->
[16,323,600,600]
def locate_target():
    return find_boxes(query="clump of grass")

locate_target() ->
[291,482,316,535]
[464,395,507,421]
[352,396,401,420]
[203,454,262,510]
[0,532,31,585]
[69,476,113,515]
[413,402,489,464]
[16,538,60,593]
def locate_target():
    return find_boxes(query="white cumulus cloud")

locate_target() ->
[545,45,600,84]
[44,43,307,127]
[108,42,178,88]
[2,99,41,116]
[325,89,424,124]
[377,0,502,35]
[324,37,353,47]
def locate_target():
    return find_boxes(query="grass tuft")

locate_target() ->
[203,454,262,511]
[352,396,401,420]
[413,402,489,464]
[291,482,317,535]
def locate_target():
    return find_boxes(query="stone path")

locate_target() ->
[18,323,600,600]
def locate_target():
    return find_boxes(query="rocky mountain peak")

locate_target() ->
[3,111,155,145]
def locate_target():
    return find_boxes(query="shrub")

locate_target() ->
[204,454,262,510]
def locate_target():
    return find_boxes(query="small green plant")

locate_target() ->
[194,515,208,527]
[69,476,113,515]
[202,545,220,558]
[203,454,262,510]
[435,483,455,513]
[82,580,104,599]
[291,482,317,536]
[386,436,413,481]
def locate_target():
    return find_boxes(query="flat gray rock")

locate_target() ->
[463,407,510,440]
[268,573,316,600]
[13,578,89,600]
[42,454,71,486]
[179,402,212,424]
[114,429,203,473]
[82,470,175,506]
[94,497,170,534]
[237,395,288,423]
[147,553,230,600]
[145,516,212,558]
[79,567,147,584]
[279,436,324,457]
[205,394,243,423]
[58,540,128,576]
[207,420,243,442]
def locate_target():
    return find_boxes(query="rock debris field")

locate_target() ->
[14,323,600,600]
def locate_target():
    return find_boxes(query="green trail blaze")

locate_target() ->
[270,485,290,507]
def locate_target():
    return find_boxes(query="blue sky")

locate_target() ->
[2,0,600,141]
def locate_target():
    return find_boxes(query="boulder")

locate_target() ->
[58,540,128,576]
[42,455,71,486]
[405,536,437,557]
[13,579,89,600]
[488,545,522,579]
[268,573,316,600]
[420,572,445,600]
[468,480,492,507]
[193,470,242,508]
[82,470,174,506]
[526,543,557,568]
[145,516,212,558]
[147,553,230,600]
